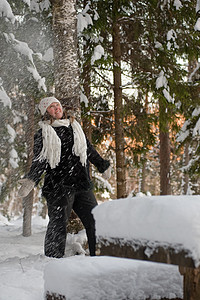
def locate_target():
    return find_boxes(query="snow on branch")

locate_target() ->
[194,17,200,31]
[181,156,199,173]
[163,88,174,104]
[160,0,182,10]
[192,106,200,117]
[0,81,12,108]
[6,124,16,143]
[6,123,19,169]
[77,12,93,33]
[167,29,179,50]
[29,0,51,12]
[156,70,168,89]
[77,2,99,34]
[0,77,12,108]
[0,0,15,23]
[91,45,104,65]
[192,117,200,137]
[3,33,47,92]
[94,174,114,194]
[22,0,30,6]
[80,92,88,107]
[9,148,19,169]
[177,107,200,143]
[173,0,183,10]
[188,63,200,82]
[156,70,175,104]
[176,120,190,143]
[195,0,200,30]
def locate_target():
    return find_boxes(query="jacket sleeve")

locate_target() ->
[87,138,110,173]
[25,129,47,185]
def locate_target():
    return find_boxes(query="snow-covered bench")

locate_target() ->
[92,195,200,300]
[44,255,182,300]
[44,195,200,300]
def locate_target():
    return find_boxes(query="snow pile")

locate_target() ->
[65,230,88,256]
[93,195,200,266]
[44,256,182,300]
[0,214,11,226]
[0,255,50,300]
[0,213,183,300]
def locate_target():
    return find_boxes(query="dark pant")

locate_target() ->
[44,190,98,258]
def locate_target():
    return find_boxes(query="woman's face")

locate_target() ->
[47,102,63,119]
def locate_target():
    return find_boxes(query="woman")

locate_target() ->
[18,96,111,258]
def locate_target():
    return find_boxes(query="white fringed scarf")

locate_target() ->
[38,119,87,169]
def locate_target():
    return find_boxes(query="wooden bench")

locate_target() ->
[98,236,200,300]
[93,195,200,300]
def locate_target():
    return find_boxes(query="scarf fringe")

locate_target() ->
[38,119,87,169]
[71,121,87,167]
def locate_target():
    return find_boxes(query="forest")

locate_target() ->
[0,0,200,224]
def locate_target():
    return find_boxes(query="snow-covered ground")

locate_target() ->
[0,205,183,300]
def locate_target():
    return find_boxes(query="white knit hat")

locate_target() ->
[38,97,61,115]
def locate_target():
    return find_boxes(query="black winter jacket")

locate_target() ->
[26,124,110,206]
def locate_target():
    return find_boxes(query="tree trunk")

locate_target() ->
[140,93,149,194]
[179,266,200,300]
[159,99,171,195]
[182,59,198,195]
[82,40,92,142]
[22,98,35,237]
[112,4,126,198]
[51,0,80,109]
[141,159,147,193]
[23,190,34,237]
[183,142,189,195]
[160,130,171,195]
[50,0,82,230]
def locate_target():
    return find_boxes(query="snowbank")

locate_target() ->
[0,212,183,300]
[44,256,182,300]
[93,195,200,266]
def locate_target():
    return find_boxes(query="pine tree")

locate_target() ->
[0,0,52,229]
[50,0,80,109]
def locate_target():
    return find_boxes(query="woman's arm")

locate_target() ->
[25,129,47,185]
[86,138,110,173]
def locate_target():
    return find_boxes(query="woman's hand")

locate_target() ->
[102,166,111,180]
[18,178,35,198]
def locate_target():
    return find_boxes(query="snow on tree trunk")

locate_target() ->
[112,9,126,199]
[51,0,80,109]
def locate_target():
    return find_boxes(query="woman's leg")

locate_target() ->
[73,190,98,256]
[44,196,74,258]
